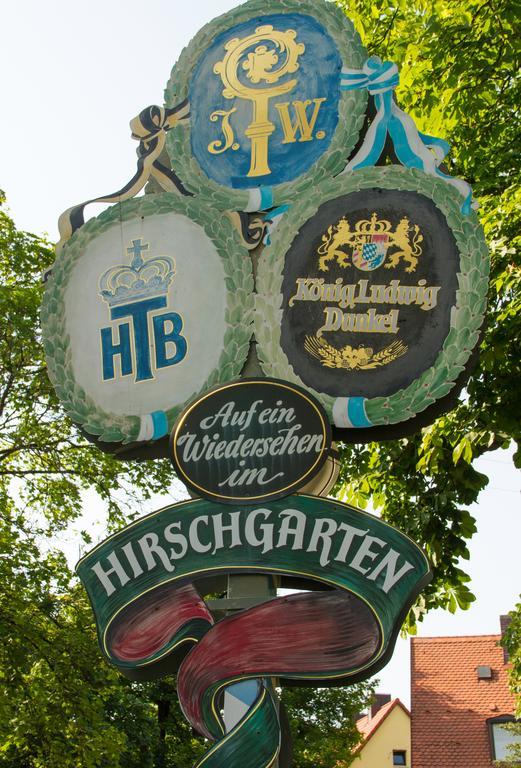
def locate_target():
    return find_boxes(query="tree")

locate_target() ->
[0,188,175,531]
[502,600,521,717]
[334,0,520,630]
[1,0,520,763]
[0,192,207,767]
[281,684,376,768]
[0,193,375,766]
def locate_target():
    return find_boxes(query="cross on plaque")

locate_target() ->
[127,238,149,268]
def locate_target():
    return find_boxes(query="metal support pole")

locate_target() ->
[222,574,280,767]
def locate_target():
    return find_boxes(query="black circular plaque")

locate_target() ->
[170,378,332,504]
[255,166,489,433]
[281,188,459,398]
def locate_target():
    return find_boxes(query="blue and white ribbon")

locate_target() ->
[137,410,169,442]
[340,57,476,214]
[245,187,275,213]
[263,204,291,246]
[332,397,373,429]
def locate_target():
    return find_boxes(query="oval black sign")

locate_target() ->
[170,378,332,504]
[280,187,459,399]
[255,166,489,436]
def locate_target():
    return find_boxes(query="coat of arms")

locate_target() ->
[317,212,423,273]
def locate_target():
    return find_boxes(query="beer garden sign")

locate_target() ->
[170,379,332,503]
[40,0,489,766]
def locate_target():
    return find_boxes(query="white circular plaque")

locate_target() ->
[41,194,254,445]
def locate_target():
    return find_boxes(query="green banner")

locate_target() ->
[77,494,431,674]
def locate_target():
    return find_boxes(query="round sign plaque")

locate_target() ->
[41,194,254,446]
[170,378,332,504]
[255,166,489,429]
[164,0,367,210]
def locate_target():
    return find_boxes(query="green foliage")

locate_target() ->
[333,0,520,631]
[0,190,176,532]
[1,0,520,762]
[0,575,205,768]
[493,721,521,766]
[0,192,207,766]
[502,601,521,717]
[281,683,376,768]
[338,0,519,193]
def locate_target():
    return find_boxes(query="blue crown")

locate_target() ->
[99,239,175,307]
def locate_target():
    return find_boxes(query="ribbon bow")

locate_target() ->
[130,104,180,141]
[341,56,476,214]
[55,101,191,256]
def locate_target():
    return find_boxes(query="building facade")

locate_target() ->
[411,629,518,766]
[355,695,411,767]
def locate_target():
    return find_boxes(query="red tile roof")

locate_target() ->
[355,698,410,753]
[411,634,515,768]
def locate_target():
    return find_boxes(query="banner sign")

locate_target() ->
[164,0,368,210]
[170,378,332,503]
[41,194,254,448]
[77,494,431,768]
[77,495,431,675]
[255,166,489,430]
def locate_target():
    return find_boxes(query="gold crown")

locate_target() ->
[351,213,393,237]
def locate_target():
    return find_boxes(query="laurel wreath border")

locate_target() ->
[163,0,368,210]
[41,193,254,443]
[254,166,489,426]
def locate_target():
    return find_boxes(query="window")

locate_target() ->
[488,716,521,761]
[477,664,493,679]
[393,751,407,765]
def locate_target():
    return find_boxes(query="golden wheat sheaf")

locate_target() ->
[304,336,408,370]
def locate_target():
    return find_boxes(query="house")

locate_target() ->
[354,694,411,767]
[411,619,519,766]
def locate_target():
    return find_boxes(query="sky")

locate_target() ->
[378,448,520,706]
[2,0,243,240]
[3,0,520,711]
